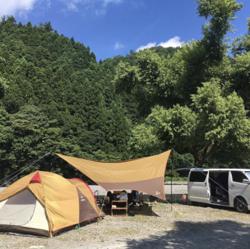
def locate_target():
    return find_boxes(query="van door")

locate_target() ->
[229,171,250,207]
[188,171,210,203]
[209,171,229,205]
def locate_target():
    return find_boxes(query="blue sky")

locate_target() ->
[1,0,249,60]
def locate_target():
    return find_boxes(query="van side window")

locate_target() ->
[190,172,207,182]
[231,171,247,183]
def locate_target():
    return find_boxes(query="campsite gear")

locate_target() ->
[57,150,171,200]
[0,171,102,236]
[111,199,128,216]
[130,191,144,207]
[117,190,128,200]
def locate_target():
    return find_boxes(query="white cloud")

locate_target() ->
[136,36,184,52]
[114,42,124,50]
[136,42,157,52]
[0,0,38,17]
[63,0,124,13]
[159,36,184,48]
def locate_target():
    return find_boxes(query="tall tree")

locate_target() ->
[198,0,242,61]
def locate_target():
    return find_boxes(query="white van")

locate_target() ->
[188,168,250,212]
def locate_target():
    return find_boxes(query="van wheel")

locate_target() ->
[234,197,248,213]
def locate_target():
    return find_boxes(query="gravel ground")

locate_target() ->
[1,203,250,249]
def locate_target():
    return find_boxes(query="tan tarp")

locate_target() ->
[57,150,171,200]
[0,171,101,235]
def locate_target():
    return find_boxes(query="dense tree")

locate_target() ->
[128,123,163,158]
[0,17,132,181]
[231,19,250,110]
[0,0,250,183]
[198,0,242,61]
[131,80,250,167]
[114,50,169,118]
[146,105,197,154]
[191,80,250,165]
[231,52,250,110]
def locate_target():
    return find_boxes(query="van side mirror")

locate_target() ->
[243,179,250,184]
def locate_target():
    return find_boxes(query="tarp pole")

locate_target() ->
[170,161,173,211]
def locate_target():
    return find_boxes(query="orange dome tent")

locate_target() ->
[0,171,102,236]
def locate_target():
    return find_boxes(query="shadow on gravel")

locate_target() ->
[126,220,250,249]
[129,203,159,217]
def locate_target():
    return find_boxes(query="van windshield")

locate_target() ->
[245,171,250,180]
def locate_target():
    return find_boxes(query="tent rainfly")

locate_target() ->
[57,150,171,200]
[0,171,102,236]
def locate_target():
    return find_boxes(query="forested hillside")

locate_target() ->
[0,0,250,181]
